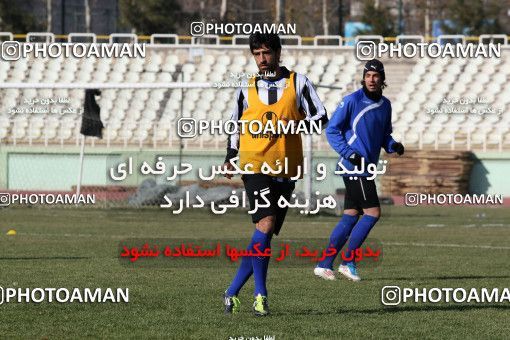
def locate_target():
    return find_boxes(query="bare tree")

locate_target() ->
[47,0,52,32]
[84,0,90,33]
[220,0,227,21]
[276,0,285,24]
[322,0,329,35]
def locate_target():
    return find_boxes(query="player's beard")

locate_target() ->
[261,68,280,81]
[362,83,382,101]
[258,61,278,76]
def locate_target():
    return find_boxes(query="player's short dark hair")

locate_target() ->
[249,33,281,53]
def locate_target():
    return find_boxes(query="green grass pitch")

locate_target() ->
[0,206,509,339]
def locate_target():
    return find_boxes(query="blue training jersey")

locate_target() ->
[326,88,397,176]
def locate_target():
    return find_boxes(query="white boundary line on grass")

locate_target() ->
[11,234,510,250]
[16,232,126,239]
[279,238,510,250]
[303,222,510,228]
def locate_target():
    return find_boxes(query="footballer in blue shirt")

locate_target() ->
[314,59,404,281]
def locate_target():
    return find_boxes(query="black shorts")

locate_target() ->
[242,174,296,236]
[343,176,380,212]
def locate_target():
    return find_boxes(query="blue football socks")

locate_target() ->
[342,215,379,265]
[226,229,272,297]
[226,238,255,296]
[251,229,271,297]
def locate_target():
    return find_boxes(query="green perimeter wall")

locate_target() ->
[0,145,508,196]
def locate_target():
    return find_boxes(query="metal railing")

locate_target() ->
[0,32,507,47]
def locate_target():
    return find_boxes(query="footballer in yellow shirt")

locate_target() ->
[222,33,328,316]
